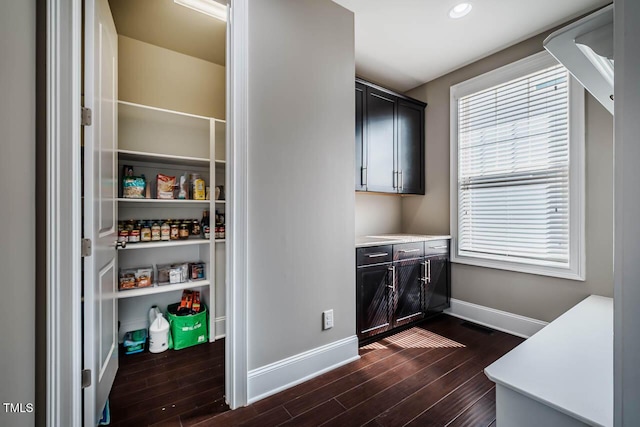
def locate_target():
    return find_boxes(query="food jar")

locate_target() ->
[179,223,190,240]
[191,219,201,236]
[141,222,151,242]
[170,223,179,240]
[151,221,161,241]
[161,221,170,241]
[129,229,140,243]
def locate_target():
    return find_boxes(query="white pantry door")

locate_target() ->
[83,0,119,425]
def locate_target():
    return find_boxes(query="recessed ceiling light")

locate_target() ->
[449,2,473,19]
[174,0,227,22]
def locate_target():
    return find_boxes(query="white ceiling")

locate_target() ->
[334,0,610,92]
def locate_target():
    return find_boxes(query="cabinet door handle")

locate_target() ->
[428,245,449,250]
[366,252,389,258]
[361,167,367,186]
[423,259,431,283]
[398,248,420,254]
[388,265,396,292]
[399,170,404,190]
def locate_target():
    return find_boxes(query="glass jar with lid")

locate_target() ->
[191,219,201,236]
[170,223,179,240]
[141,222,152,242]
[179,222,190,240]
[160,220,170,241]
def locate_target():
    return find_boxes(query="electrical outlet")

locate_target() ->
[323,309,334,330]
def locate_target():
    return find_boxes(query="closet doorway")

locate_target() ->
[82,0,230,424]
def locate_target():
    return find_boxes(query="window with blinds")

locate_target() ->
[451,52,584,279]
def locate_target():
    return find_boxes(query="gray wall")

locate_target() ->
[0,1,36,426]
[355,193,402,236]
[404,32,614,322]
[614,0,640,423]
[247,0,355,369]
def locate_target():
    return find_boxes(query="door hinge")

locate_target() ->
[81,107,92,126]
[81,238,92,257]
[81,369,92,389]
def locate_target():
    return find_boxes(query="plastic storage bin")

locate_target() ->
[119,266,153,291]
[157,263,189,285]
[123,329,147,355]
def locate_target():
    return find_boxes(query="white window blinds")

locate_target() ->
[457,64,570,266]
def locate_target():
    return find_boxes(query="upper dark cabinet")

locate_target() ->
[365,87,397,193]
[397,100,425,194]
[355,82,366,192]
[355,78,426,195]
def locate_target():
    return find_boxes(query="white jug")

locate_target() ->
[149,312,170,353]
[148,305,161,327]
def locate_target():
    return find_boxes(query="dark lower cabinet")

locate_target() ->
[393,259,425,327]
[356,263,392,339]
[424,254,450,315]
[357,240,450,342]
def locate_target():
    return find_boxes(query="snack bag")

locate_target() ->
[157,174,176,199]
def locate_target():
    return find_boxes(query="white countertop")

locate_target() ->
[355,234,451,248]
[484,295,613,427]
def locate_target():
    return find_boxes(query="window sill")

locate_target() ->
[451,253,585,282]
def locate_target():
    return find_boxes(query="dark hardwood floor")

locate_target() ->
[109,315,523,426]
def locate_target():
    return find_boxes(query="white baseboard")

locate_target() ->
[214,316,226,339]
[445,298,548,339]
[247,335,360,404]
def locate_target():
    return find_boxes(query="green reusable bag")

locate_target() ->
[167,303,208,350]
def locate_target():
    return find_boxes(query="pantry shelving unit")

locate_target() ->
[118,198,211,206]
[118,149,211,167]
[116,100,227,343]
[117,280,212,300]
[118,239,210,250]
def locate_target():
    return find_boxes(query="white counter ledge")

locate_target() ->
[485,295,613,427]
[355,234,451,248]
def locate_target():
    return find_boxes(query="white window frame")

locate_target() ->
[450,51,585,281]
